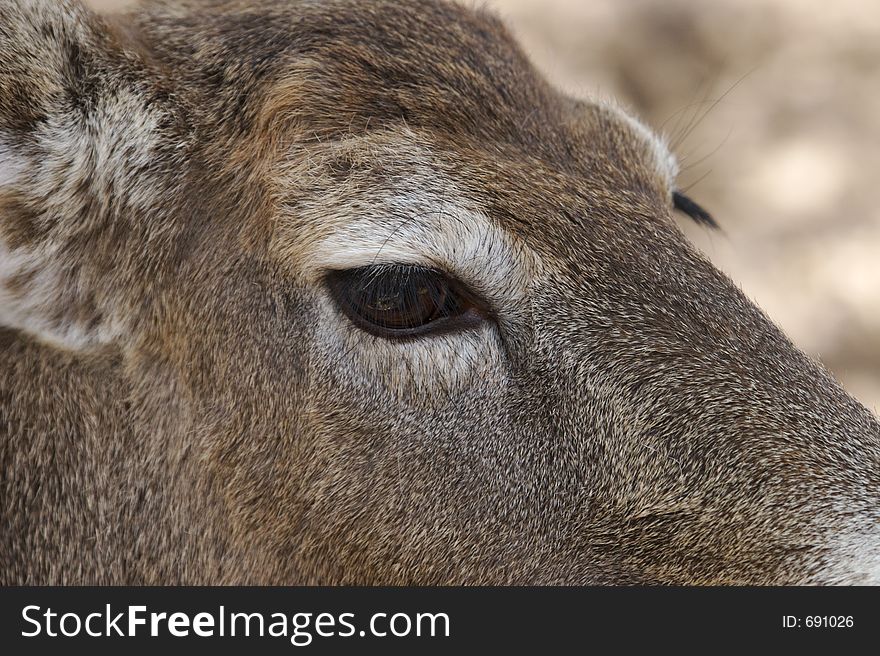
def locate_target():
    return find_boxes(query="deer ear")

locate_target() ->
[1,0,184,350]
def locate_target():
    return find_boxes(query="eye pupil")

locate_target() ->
[328,265,477,338]
[371,294,399,312]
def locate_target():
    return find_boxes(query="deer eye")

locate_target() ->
[327,265,484,339]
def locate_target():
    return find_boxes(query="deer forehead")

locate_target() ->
[264,101,678,296]
[269,140,537,310]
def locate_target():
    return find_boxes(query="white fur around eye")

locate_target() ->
[299,172,540,315]
[316,286,507,399]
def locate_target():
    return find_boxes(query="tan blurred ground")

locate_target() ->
[87,0,879,412]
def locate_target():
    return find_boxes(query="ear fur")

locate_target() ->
[0,0,188,349]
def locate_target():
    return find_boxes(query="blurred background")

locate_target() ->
[89,0,879,412]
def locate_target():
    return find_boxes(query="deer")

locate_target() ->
[1,0,878,585]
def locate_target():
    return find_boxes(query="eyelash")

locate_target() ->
[326,265,485,339]
[672,191,717,229]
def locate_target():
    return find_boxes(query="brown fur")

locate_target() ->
[1,0,878,584]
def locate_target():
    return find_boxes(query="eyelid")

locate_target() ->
[328,264,489,311]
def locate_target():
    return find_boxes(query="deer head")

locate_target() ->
[1,0,878,584]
